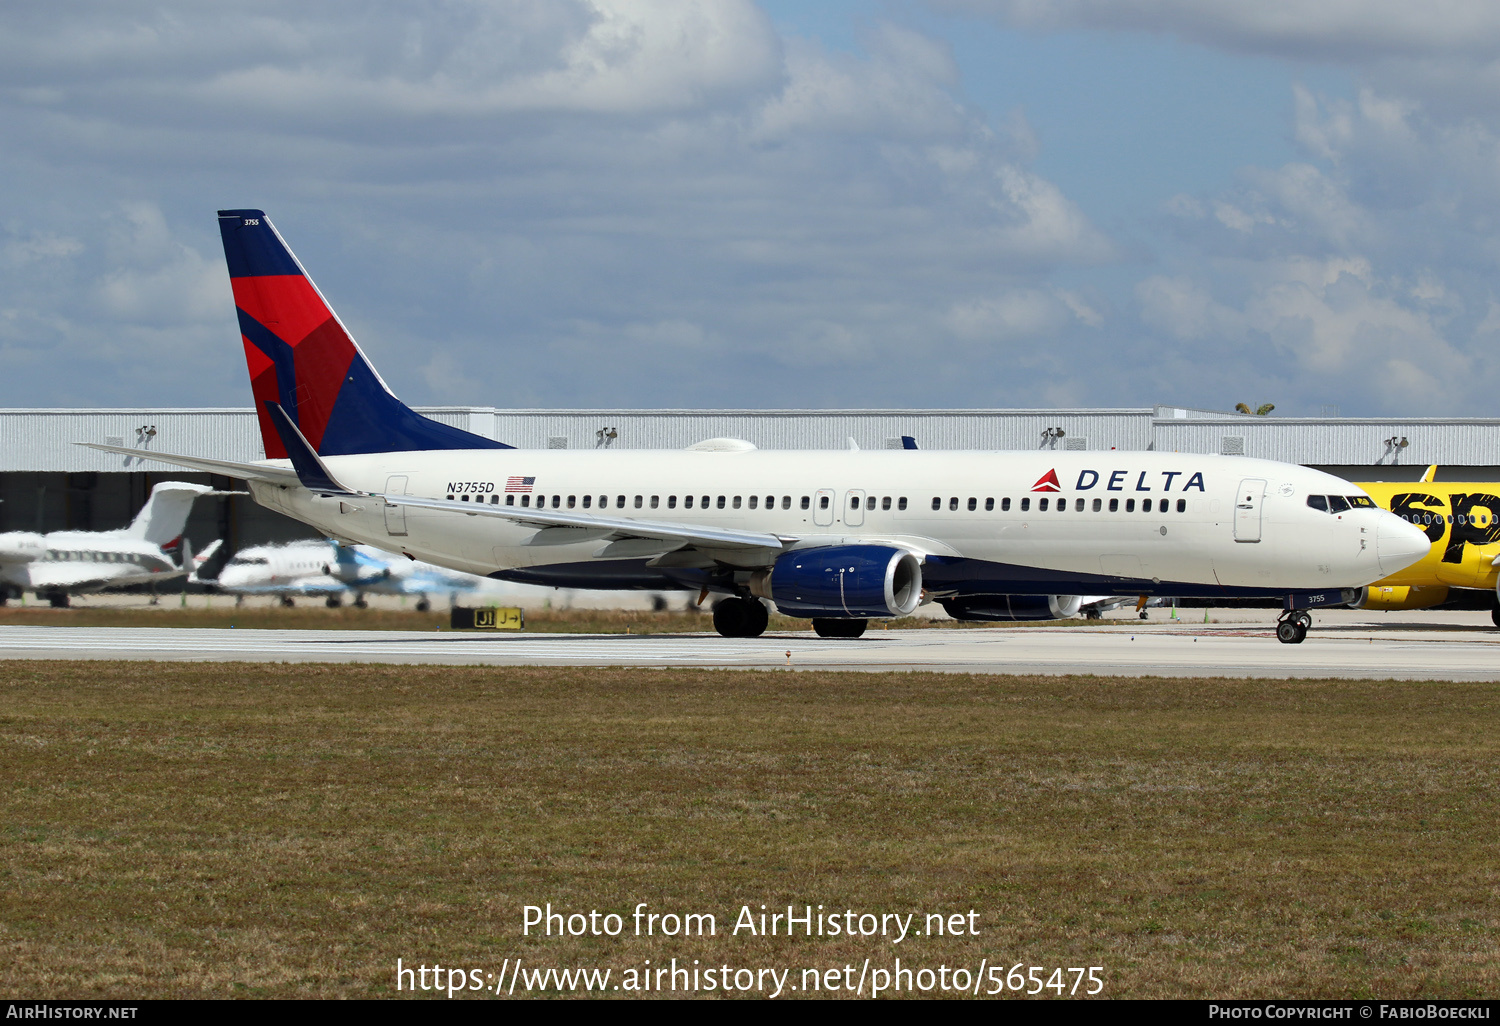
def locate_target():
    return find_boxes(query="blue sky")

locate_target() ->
[1,1,1497,417]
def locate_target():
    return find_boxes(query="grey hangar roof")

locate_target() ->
[3,404,1496,475]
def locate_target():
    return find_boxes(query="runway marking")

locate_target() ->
[0,624,1495,679]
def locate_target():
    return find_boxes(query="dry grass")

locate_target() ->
[0,604,1053,633]
[2,662,1497,999]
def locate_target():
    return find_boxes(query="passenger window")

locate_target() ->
[1058,499,1066,513]
[1020,497,1029,512]
[1001,497,1010,512]
[667,496,677,509]
[850,496,860,509]
[748,495,758,509]
[898,497,907,510]
[800,496,810,510]
[1075,498,1084,512]
[785,496,793,509]
[1328,495,1350,513]
[967,497,977,511]
[1307,495,1328,512]
[1109,498,1118,512]
[1039,498,1049,512]
[461,495,470,502]
[769,496,778,509]
[567,495,576,508]
[552,495,561,509]
[932,497,941,511]
[506,495,515,506]
[1126,498,1135,512]
[650,496,659,509]
[617,495,626,508]
[521,495,531,507]
[734,496,742,509]
[985,498,994,511]
[949,497,958,511]
[632,495,641,508]
[818,496,828,510]
[882,496,892,511]
[702,496,709,508]
[582,495,591,508]
[866,496,874,510]
[1092,498,1101,512]
[1176,498,1186,512]
[1142,498,1153,513]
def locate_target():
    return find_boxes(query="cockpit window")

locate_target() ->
[1306,495,1328,512]
[1347,496,1375,508]
[1327,495,1351,513]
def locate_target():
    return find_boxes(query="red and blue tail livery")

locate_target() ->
[216,209,509,458]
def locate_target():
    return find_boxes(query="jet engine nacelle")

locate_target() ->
[0,531,46,564]
[1349,584,1449,611]
[940,594,1084,622]
[750,545,922,618]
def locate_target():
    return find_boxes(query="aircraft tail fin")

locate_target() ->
[216,209,510,458]
[1421,464,1438,483]
[125,482,216,546]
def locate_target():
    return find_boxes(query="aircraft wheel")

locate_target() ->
[1276,620,1306,644]
[416,599,431,613]
[744,599,769,638]
[712,598,759,638]
[354,596,368,609]
[325,596,342,608]
[1295,611,1313,630]
[279,596,295,608]
[1138,610,1148,620]
[1492,606,1500,629]
[48,592,70,609]
[812,618,867,639]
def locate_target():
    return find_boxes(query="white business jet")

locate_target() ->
[82,210,1430,643]
[0,481,229,606]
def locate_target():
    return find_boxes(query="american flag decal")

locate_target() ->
[505,476,536,493]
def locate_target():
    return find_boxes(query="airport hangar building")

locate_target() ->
[2,404,1497,574]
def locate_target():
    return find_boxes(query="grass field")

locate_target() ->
[3,661,1497,999]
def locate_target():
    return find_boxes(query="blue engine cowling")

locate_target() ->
[940,595,1083,621]
[753,545,923,618]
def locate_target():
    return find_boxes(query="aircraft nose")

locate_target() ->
[1376,514,1433,575]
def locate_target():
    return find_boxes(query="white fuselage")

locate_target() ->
[0,529,180,593]
[243,448,1430,598]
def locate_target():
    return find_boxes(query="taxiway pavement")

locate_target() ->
[1,618,1496,679]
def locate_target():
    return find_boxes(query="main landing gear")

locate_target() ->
[812,618,867,639]
[1276,609,1311,645]
[712,597,769,638]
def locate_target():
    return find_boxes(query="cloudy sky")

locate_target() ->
[3,1,1499,416]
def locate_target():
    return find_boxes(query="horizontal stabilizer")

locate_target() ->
[77,443,302,487]
[264,402,354,494]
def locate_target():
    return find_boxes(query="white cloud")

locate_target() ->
[934,1,1500,61]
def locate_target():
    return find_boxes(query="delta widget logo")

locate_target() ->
[1031,469,1061,492]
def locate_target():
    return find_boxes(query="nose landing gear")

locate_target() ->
[1276,609,1311,644]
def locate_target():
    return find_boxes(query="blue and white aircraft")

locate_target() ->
[208,538,516,610]
[85,210,1432,644]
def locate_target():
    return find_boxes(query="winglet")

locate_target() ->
[1421,464,1437,483]
[265,402,355,494]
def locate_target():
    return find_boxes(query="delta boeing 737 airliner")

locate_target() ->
[84,210,1431,643]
